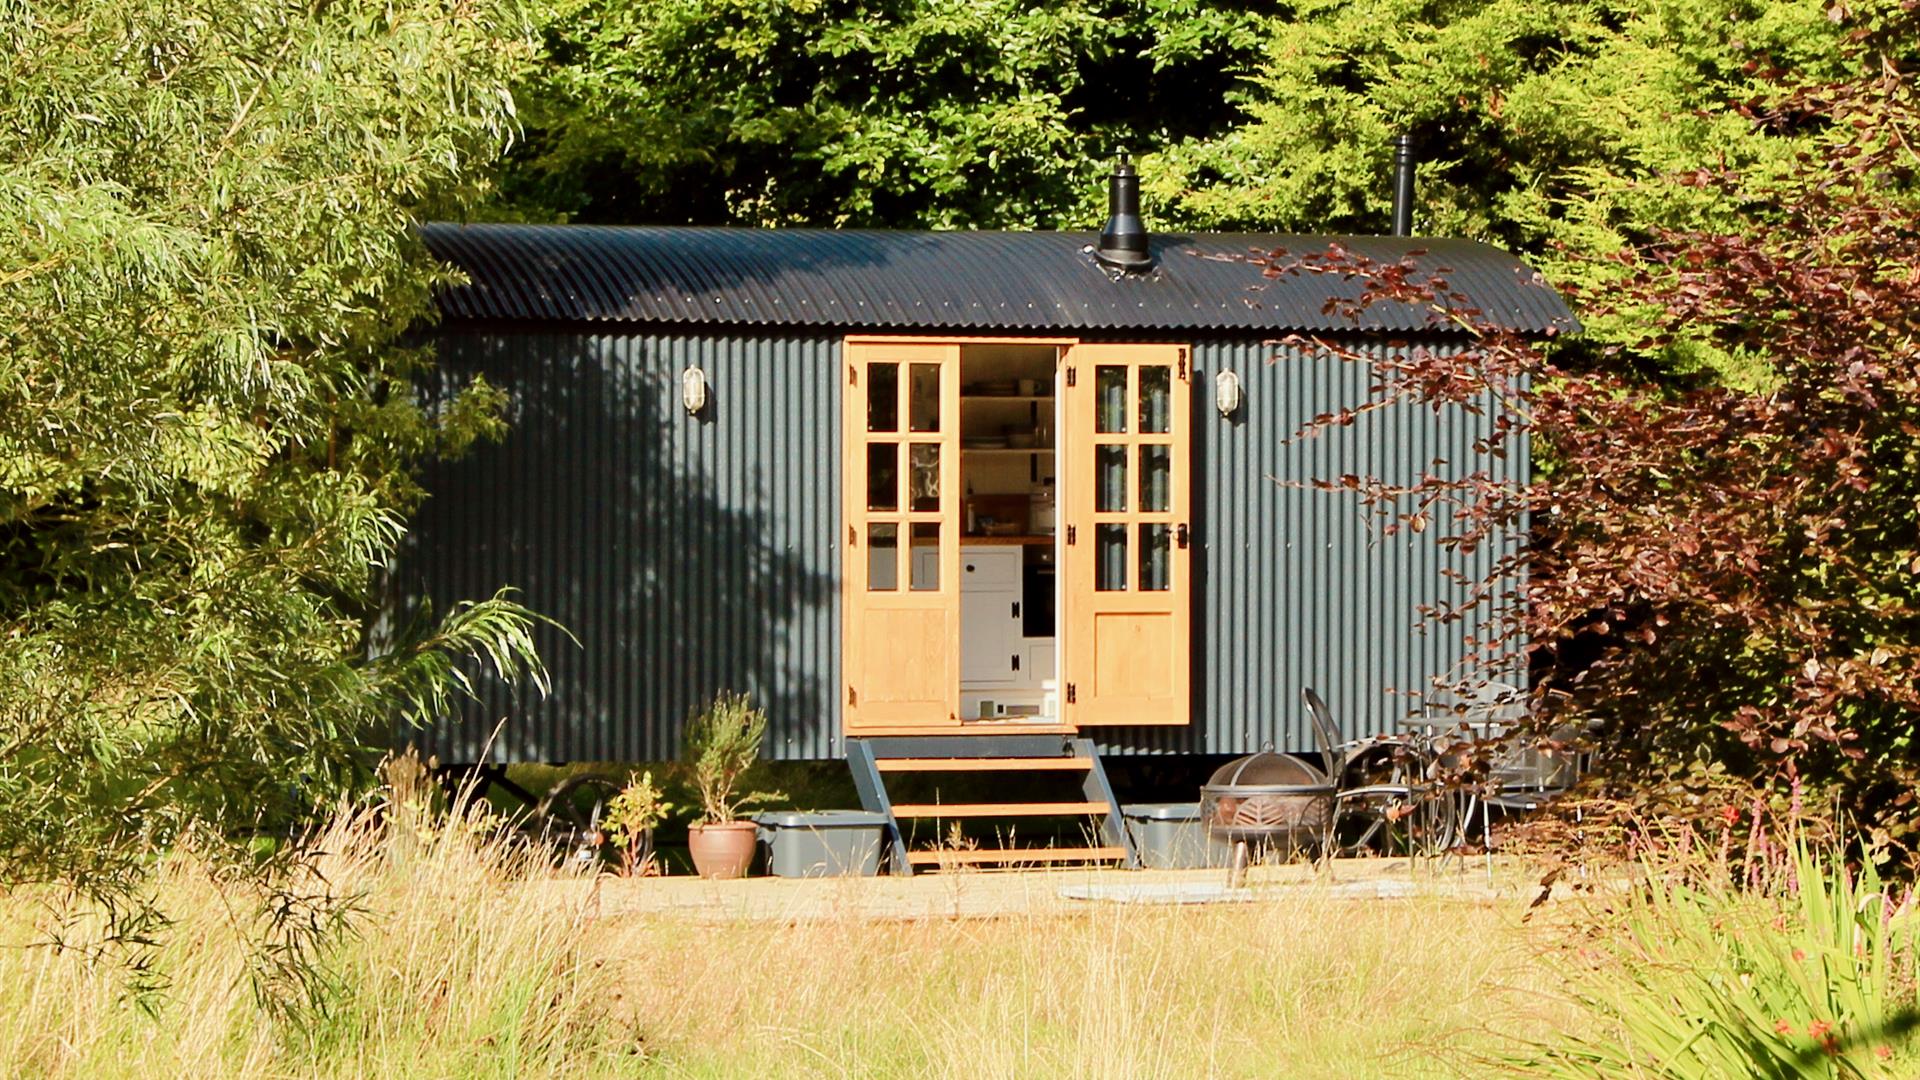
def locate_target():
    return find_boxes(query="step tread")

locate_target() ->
[874,757,1093,773]
[906,846,1127,866]
[890,801,1111,817]
[852,724,1077,736]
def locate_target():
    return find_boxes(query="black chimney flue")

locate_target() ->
[1096,157,1151,271]
[1391,134,1416,237]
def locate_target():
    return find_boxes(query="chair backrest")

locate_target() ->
[1301,687,1344,783]
[1458,679,1527,729]
[1488,719,1581,792]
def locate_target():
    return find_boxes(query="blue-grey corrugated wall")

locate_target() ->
[396,330,1523,762]
[396,331,843,762]
[1119,339,1525,756]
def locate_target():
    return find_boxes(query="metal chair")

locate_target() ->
[1446,683,1580,870]
[1302,687,1462,857]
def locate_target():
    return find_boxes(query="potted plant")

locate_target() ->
[681,691,780,879]
[603,770,673,877]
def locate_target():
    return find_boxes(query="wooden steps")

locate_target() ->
[875,757,1093,773]
[845,736,1139,875]
[905,846,1127,867]
[890,800,1110,818]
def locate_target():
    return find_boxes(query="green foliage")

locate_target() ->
[606,771,673,837]
[1142,0,1913,366]
[604,770,672,874]
[501,0,1271,227]
[679,692,777,824]
[0,0,539,919]
[1525,841,1920,1077]
[1288,39,1920,853]
[502,0,1913,315]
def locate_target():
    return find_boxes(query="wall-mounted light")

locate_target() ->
[682,366,708,415]
[1215,369,1242,417]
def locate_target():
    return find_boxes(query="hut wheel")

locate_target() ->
[537,774,623,868]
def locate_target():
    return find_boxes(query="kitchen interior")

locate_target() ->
[938,343,1060,724]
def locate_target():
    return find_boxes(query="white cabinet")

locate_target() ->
[960,548,1022,685]
[955,546,1056,720]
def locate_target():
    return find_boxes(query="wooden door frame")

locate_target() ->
[837,332,1182,734]
[841,335,1080,738]
[1059,342,1194,727]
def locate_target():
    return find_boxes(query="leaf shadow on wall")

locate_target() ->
[395,332,833,763]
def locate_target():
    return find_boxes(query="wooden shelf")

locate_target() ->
[961,533,1050,545]
[961,394,1053,404]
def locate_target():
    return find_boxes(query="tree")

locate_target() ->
[1544,62,1920,844]
[1146,0,1916,367]
[498,0,1273,227]
[0,0,540,919]
[1269,28,1920,846]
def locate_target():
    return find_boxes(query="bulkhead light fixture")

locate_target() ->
[1215,369,1242,417]
[682,366,708,415]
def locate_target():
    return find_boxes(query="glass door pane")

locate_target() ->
[868,363,899,431]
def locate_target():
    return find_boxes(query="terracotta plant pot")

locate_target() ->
[687,820,758,879]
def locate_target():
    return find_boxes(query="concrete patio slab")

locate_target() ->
[560,856,1539,924]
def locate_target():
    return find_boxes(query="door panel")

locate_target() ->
[1062,344,1192,726]
[843,342,962,729]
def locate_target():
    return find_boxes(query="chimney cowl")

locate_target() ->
[1096,157,1152,271]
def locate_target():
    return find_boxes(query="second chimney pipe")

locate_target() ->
[1096,157,1152,270]
[1391,134,1416,237]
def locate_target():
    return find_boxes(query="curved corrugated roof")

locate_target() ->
[420,223,1577,336]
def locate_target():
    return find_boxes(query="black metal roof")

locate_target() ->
[420,223,1577,336]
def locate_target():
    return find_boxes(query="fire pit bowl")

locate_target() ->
[1200,750,1336,859]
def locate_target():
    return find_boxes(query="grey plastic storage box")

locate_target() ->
[755,810,890,877]
[1122,803,1228,869]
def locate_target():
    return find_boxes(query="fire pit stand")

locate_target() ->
[1199,750,1336,882]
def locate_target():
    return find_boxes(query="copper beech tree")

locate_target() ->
[1260,54,1920,847]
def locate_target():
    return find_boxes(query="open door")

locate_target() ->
[843,342,962,730]
[1061,344,1192,726]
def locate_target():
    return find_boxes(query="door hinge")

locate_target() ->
[1178,350,1189,380]
[848,685,857,706]
[1066,683,1077,704]
[1066,525,1077,545]
[1011,601,1020,619]
[1176,523,1190,549]
[849,364,858,385]
[1065,366,1077,388]
[849,524,857,547]
[1011,654,1020,672]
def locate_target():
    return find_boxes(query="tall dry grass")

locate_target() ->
[606,891,1574,1078]
[0,805,628,1078]
[0,807,1575,1078]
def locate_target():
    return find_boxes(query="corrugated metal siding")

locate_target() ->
[396,331,843,763]
[421,224,1577,336]
[1093,339,1526,757]
[397,330,1525,762]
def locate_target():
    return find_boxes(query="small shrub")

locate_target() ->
[603,771,673,876]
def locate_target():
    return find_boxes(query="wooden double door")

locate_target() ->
[842,339,1192,733]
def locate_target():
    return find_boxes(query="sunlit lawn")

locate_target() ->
[0,811,1580,1079]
